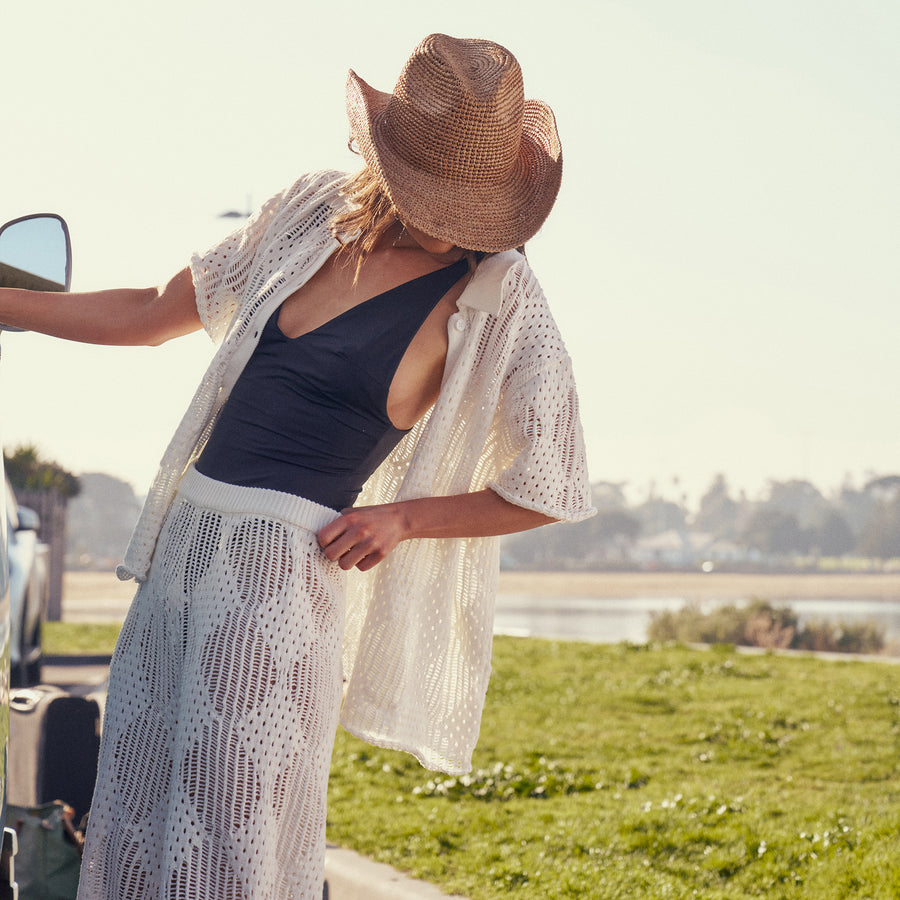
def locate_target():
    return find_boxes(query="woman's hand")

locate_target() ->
[316,489,556,571]
[317,504,410,572]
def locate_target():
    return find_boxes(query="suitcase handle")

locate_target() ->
[10,688,47,713]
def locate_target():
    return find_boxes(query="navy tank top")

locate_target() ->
[195,257,468,511]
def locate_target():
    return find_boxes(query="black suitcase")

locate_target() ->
[8,686,101,824]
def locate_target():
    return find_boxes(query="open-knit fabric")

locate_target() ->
[78,468,344,900]
[117,170,596,774]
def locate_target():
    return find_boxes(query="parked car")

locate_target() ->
[7,479,49,688]
[0,213,71,895]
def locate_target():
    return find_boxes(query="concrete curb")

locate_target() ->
[324,846,467,899]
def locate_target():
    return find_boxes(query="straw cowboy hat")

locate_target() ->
[346,34,563,253]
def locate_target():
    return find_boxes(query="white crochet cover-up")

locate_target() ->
[82,170,594,897]
[78,469,345,900]
[118,170,595,776]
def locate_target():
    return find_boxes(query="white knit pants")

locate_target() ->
[77,468,345,900]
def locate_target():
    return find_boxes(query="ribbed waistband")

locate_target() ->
[176,466,341,534]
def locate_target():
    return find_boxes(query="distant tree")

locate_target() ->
[834,475,900,560]
[502,507,641,569]
[4,444,80,620]
[4,444,80,498]
[693,473,739,538]
[741,508,811,556]
[864,475,900,502]
[858,495,900,560]
[835,480,877,538]
[633,495,687,537]
[813,509,856,557]
[765,479,827,529]
[592,509,641,544]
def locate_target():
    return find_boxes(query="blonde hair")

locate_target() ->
[330,168,399,279]
[330,166,494,279]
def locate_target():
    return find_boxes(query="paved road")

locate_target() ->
[42,656,111,693]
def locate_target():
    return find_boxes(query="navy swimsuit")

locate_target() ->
[195,257,468,510]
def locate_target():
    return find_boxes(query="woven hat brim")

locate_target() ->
[346,70,562,253]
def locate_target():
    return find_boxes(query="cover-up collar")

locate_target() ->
[456,250,520,316]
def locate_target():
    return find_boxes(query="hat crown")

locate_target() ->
[345,33,562,252]
[380,34,525,183]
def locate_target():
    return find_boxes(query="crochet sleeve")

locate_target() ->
[188,171,344,344]
[489,356,595,522]
[188,192,287,344]
[487,268,596,523]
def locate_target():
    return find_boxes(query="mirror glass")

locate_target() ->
[0,215,71,293]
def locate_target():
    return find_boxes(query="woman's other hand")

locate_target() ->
[316,489,555,571]
[317,504,409,571]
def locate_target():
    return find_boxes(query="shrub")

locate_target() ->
[648,598,884,655]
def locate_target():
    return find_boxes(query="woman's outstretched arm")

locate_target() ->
[317,489,555,571]
[0,266,201,346]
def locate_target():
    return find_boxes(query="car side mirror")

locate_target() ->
[0,215,72,332]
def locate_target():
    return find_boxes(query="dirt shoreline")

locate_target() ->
[63,569,900,616]
[498,571,900,600]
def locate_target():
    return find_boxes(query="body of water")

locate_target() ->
[494,595,900,647]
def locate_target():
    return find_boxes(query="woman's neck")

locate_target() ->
[382,220,465,264]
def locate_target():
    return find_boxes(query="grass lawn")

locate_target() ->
[43,621,900,897]
[327,637,900,899]
[43,621,122,656]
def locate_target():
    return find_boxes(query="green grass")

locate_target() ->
[41,623,900,897]
[42,621,122,656]
[327,637,900,899]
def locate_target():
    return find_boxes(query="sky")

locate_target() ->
[1,0,898,508]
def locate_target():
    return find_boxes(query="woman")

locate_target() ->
[1,34,594,900]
